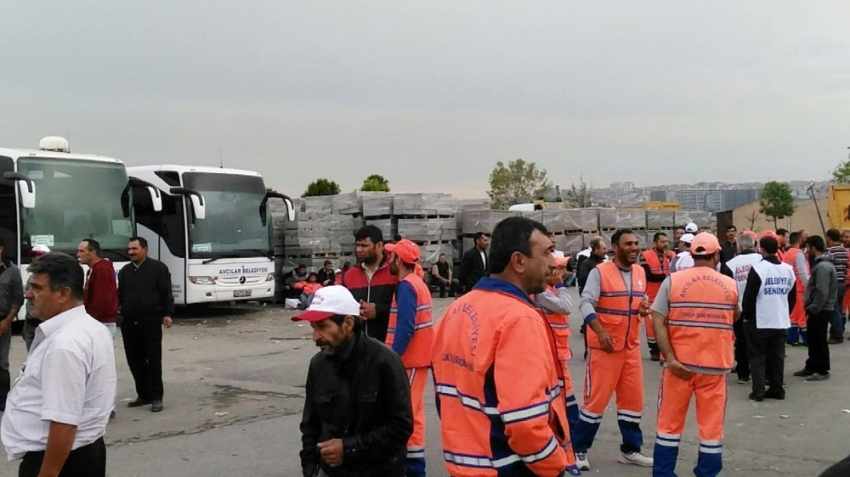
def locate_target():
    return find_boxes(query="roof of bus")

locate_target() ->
[128,164,262,177]
[0,148,124,165]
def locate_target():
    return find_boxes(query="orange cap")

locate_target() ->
[552,253,569,268]
[690,232,721,256]
[761,229,778,239]
[385,239,420,263]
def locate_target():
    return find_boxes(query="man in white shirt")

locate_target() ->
[722,232,762,385]
[669,234,695,273]
[1,253,116,477]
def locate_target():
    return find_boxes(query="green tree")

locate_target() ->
[565,175,594,208]
[302,178,341,197]
[360,174,391,192]
[758,181,795,227]
[487,159,552,210]
[832,148,850,183]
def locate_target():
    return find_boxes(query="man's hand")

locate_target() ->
[359,301,377,320]
[0,320,10,336]
[317,439,344,467]
[163,316,173,328]
[596,328,615,353]
[666,359,693,380]
[638,299,651,317]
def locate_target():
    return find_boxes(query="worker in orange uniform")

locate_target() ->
[535,254,578,435]
[385,239,434,477]
[573,229,653,471]
[783,231,810,346]
[431,217,580,477]
[650,232,739,477]
[639,231,675,362]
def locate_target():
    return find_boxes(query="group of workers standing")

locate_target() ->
[297,218,846,477]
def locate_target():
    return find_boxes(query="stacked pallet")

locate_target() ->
[362,193,396,239]
[394,194,457,268]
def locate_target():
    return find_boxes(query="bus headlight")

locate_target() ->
[189,276,215,285]
[266,274,275,282]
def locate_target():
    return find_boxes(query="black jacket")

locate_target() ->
[300,331,413,477]
[577,254,605,295]
[458,247,489,292]
[118,258,174,319]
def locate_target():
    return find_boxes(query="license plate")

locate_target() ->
[233,290,252,298]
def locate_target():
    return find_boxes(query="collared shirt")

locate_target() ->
[1,305,116,461]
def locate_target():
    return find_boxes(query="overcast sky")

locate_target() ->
[2,1,848,198]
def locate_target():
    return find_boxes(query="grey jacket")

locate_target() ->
[804,254,837,315]
[0,261,24,317]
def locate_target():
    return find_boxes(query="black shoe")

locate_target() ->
[828,337,844,345]
[109,410,116,420]
[806,373,830,382]
[127,397,153,408]
[439,294,447,299]
[793,368,815,377]
[151,400,163,412]
[764,389,786,400]
[749,392,764,402]
[650,352,660,362]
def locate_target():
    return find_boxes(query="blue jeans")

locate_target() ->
[832,284,846,339]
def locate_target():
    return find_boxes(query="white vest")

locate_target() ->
[725,252,763,307]
[752,259,795,329]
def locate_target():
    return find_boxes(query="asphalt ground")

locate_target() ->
[0,289,847,476]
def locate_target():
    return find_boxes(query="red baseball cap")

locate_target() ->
[385,239,420,263]
[690,232,721,256]
[291,286,362,322]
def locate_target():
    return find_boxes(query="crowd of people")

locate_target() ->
[297,220,850,477]
[0,236,173,476]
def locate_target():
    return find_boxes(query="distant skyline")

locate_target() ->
[1,1,848,200]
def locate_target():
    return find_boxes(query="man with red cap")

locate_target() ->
[651,232,739,477]
[296,286,413,477]
[384,239,433,477]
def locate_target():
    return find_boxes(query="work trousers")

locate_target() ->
[431,278,459,298]
[645,315,658,351]
[19,437,106,477]
[831,283,846,339]
[744,321,787,397]
[573,346,644,454]
[122,317,164,401]
[406,367,428,477]
[653,369,727,477]
[0,324,11,406]
[733,319,749,380]
[561,361,579,436]
[787,289,807,345]
[806,310,831,375]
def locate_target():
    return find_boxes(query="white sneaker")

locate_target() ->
[575,452,590,471]
[618,450,653,467]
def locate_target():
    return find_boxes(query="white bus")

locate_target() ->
[0,137,161,323]
[128,165,294,305]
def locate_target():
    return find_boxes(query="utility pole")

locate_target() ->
[808,182,826,235]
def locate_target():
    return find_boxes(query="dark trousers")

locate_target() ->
[733,318,750,379]
[19,437,105,477]
[806,310,832,375]
[431,278,459,298]
[830,283,847,339]
[744,321,787,396]
[122,317,164,400]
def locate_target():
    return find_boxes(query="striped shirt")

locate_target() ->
[827,245,848,282]
[1,305,116,460]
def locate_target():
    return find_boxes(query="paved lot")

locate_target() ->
[0,290,848,476]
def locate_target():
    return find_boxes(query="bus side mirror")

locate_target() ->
[170,187,206,221]
[3,172,35,209]
[148,186,163,212]
[260,192,295,226]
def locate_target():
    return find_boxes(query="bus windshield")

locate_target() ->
[182,172,270,259]
[18,158,133,264]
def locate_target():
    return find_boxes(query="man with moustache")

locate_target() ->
[344,225,398,343]
[573,229,653,471]
[296,286,413,477]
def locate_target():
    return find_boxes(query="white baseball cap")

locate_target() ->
[680,233,695,244]
[685,222,699,233]
[292,285,361,322]
[30,244,51,256]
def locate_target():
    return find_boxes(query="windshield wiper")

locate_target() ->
[246,249,273,260]
[202,254,243,264]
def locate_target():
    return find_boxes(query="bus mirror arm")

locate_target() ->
[128,178,163,213]
[170,187,206,221]
[3,172,35,209]
[260,192,295,225]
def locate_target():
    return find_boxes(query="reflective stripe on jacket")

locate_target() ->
[431,278,571,477]
[587,261,646,352]
[667,267,738,373]
[387,273,434,368]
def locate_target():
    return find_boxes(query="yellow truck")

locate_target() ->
[828,184,850,231]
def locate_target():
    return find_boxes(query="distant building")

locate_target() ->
[650,190,669,202]
[671,188,763,212]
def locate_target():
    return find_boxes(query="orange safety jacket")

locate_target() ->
[535,285,572,371]
[386,273,434,369]
[666,267,738,373]
[641,249,674,304]
[298,282,323,295]
[587,261,647,352]
[781,248,807,293]
[431,278,571,477]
